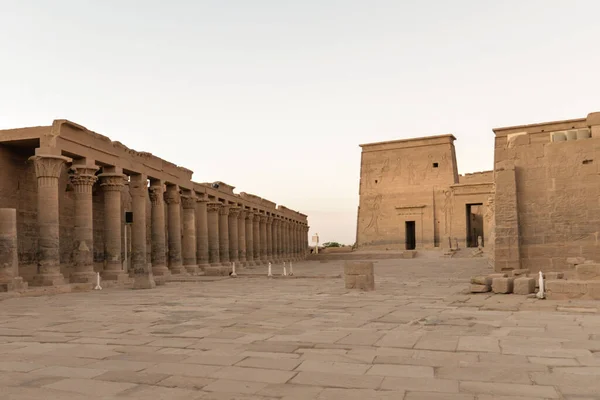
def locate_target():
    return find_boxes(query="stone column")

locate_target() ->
[29,154,71,286]
[245,212,254,266]
[0,208,23,290]
[259,215,268,264]
[165,185,185,274]
[283,220,290,261]
[228,207,240,264]
[266,216,273,263]
[69,162,98,283]
[130,174,155,289]
[99,169,128,282]
[219,205,230,266]
[207,202,221,266]
[181,191,197,275]
[277,219,283,261]
[272,219,279,263]
[294,223,300,260]
[149,181,169,279]
[290,222,296,261]
[196,197,210,270]
[494,161,520,272]
[237,209,247,266]
[253,214,261,265]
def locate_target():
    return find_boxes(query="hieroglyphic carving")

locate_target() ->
[441,189,452,236]
[363,195,383,235]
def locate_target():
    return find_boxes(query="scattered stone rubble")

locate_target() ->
[470,257,600,300]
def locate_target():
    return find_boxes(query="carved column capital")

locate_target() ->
[164,185,181,205]
[129,176,149,198]
[196,196,209,203]
[272,218,279,227]
[148,185,164,205]
[30,154,72,179]
[99,172,126,192]
[69,165,99,193]
[218,205,230,216]
[207,202,222,213]
[229,207,241,218]
[181,194,197,209]
[266,216,273,224]
[253,214,261,223]
[245,211,254,220]
[238,210,246,220]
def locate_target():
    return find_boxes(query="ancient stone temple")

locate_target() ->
[0,120,309,290]
[356,111,600,274]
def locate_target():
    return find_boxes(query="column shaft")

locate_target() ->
[196,198,210,269]
[131,174,155,289]
[245,212,254,266]
[219,205,230,265]
[272,219,279,262]
[228,207,240,263]
[149,182,169,278]
[182,193,197,275]
[165,185,184,274]
[207,202,221,265]
[238,210,247,266]
[0,208,20,289]
[69,163,98,283]
[266,217,273,262]
[253,214,261,265]
[99,171,127,282]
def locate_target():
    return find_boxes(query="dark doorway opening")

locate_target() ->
[466,203,484,247]
[405,221,416,250]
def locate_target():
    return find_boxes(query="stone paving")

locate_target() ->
[1,255,600,399]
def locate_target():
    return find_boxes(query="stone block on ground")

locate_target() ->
[513,277,535,295]
[471,276,492,286]
[576,263,600,280]
[344,262,375,291]
[545,280,588,300]
[488,273,508,279]
[492,277,514,294]
[470,283,490,293]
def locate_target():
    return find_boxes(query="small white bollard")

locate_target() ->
[283,266,287,276]
[268,262,273,277]
[289,261,294,276]
[94,272,102,290]
[536,271,545,299]
[231,261,237,278]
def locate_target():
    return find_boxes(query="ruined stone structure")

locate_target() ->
[0,120,309,289]
[357,111,600,274]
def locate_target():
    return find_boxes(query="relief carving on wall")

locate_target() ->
[363,194,384,235]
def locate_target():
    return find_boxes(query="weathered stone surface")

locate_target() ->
[470,276,491,285]
[576,263,600,280]
[513,277,535,295]
[470,284,490,293]
[510,269,529,277]
[344,262,375,291]
[492,277,514,294]
[545,271,564,280]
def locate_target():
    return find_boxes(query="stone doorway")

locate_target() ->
[466,203,484,247]
[405,221,416,250]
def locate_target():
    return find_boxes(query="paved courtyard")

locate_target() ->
[1,255,600,399]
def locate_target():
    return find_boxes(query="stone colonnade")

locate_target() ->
[16,153,309,287]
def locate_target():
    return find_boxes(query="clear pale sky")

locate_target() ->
[1,1,600,245]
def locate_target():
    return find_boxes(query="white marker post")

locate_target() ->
[231,261,237,278]
[94,272,102,290]
[536,271,545,299]
[268,262,273,277]
[289,261,294,276]
[283,266,287,276]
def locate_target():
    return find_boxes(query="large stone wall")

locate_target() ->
[356,135,493,250]
[493,112,600,272]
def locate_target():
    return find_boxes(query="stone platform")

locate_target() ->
[0,256,599,399]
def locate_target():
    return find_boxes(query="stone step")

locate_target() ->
[576,263,600,280]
